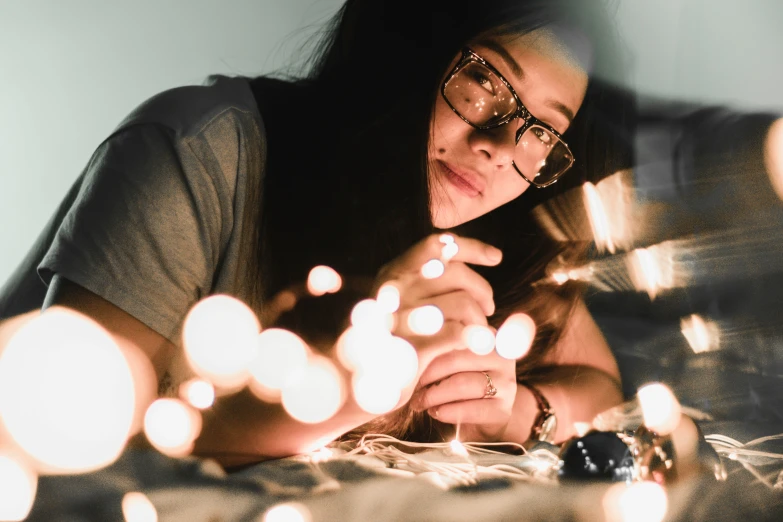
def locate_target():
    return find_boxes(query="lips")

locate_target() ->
[438,160,485,197]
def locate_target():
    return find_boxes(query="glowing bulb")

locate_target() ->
[583,182,615,254]
[182,295,260,389]
[307,265,342,296]
[352,372,402,415]
[439,234,455,244]
[122,492,158,522]
[249,328,309,392]
[0,308,136,473]
[449,439,469,457]
[336,326,382,372]
[382,336,418,388]
[420,259,446,279]
[263,503,311,522]
[407,305,444,336]
[603,482,668,522]
[350,299,393,332]
[637,383,681,436]
[179,379,215,410]
[680,314,719,354]
[462,325,495,355]
[281,357,344,424]
[573,422,592,437]
[0,454,37,521]
[143,399,202,457]
[376,283,401,313]
[441,242,459,261]
[494,313,536,360]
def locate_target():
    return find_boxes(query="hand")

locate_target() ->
[408,339,522,443]
[374,233,503,405]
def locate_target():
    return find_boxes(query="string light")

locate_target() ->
[179,379,215,410]
[0,308,136,473]
[420,259,446,279]
[249,328,310,395]
[637,383,681,436]
[350,299,393,332]
[122,492,158,522]
[376,283,401,313]
[0,454,37,522]
[182,295,260,389]
[462,324,495,355]
[680,314,719,354]
[407,305,444,336]
[495,313,535,360]
[603,481,668,522]
[143,398,202,458]
[583,181,615,254]
[306,265,342,296]
[352,372,402,415]
[263,503,311,522]
[281,357,345,424]
[439,234,459,261]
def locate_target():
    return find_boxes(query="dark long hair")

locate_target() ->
[240,0,635,441]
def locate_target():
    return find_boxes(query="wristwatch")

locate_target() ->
[520,381,557,443]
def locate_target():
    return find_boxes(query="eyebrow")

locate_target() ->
[475,39,576,124]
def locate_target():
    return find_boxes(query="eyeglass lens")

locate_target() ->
[443,61,573,186]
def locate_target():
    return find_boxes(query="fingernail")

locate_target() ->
[486,247,502,263]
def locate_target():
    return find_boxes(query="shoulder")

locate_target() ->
[113,74,264,145]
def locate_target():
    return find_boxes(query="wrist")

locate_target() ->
[519,381,557,444]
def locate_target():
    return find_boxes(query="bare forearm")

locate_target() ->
[505,365,623,445]
[194,388,379,467]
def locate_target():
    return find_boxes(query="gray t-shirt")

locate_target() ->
[0,75,266,345]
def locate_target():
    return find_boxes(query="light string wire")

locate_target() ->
[705,432,783,489]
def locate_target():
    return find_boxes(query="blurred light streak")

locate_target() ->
[680,314,720,354]
[638,383,681,436]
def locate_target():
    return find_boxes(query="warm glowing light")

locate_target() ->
[441,242,459,261]
[182,295,260,389]
[420,259,446,279]
[382,336,418,388]
[407,305,444,336]
[122,492,158,522]
[449,439,469,458]
[336,326,381,372]
[462,325,495,355]
[0,308,136,473]
[281,357,344,424]
[583,182,615,254]
[627,246,673,300]
[351,299,393,332]
[306,265,342,296]
[551,271,569,285]
[573,422,592,437]
[0,454,37,521]
[680,314,719,354]
[637,383,682,436]
[308,447,334,463]
[603,482,668,522]
[352,372,402,415]
[494,313,536,360]
[439,233,455,244]
[376,283,401,313]
[143,399,202,457]
[263,503,311,522]
[179,379,215,410]
[249,328,310,392]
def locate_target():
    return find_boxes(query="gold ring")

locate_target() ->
[482,371,497,399]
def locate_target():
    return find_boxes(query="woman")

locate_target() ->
[0,0,628,466]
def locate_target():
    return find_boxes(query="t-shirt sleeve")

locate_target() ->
[39,123,229,343]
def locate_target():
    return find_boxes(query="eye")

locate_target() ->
[531,127,553,145]
[468,70,495,95]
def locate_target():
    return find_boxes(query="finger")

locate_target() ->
[398,262,495,316]
[396,291,487,338]
[429,399,508,426]
[411,371,489,411]
[418,348,513,388]
[382,234,502,280]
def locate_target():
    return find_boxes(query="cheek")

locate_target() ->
[430,97,468,151]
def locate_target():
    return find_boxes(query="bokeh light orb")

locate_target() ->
[350,299,392,332]
[281,357,345,424]
[249,328,310,391]
[179,379,215,410]
[0,454,37,521]
[495,313,536,360]
[306,266,342,296]
[143,399,202,458]
[263,502,311,522]
[122,491,158,522]
[603,481,668,522]
[462,325,495,356]
[0,308,136,473]
[352,372,402,415]
[407,306,444,336]
[637,383,681,436]
[376,283,401,314]
[420,259,445,279]
[182,295,260,389]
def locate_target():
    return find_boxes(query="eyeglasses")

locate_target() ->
[441,48,575,188]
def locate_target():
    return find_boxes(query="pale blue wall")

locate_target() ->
[2,0,782,286]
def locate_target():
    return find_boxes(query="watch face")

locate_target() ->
[540,414,558,442]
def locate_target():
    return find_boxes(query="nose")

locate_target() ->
[468,122,517,169]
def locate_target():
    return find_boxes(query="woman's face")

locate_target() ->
[429,28,589,228]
